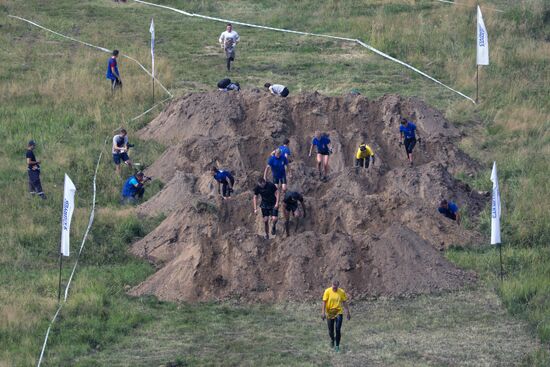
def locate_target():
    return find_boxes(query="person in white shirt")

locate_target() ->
[264,83,289,97]
[219,23,240,71]
[112,129,133,175]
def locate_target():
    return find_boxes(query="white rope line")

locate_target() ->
[132,0,475,104]
[8,15,172,98]
[36,139,106,367]
[434,0,504,13]
[131,96,173,121]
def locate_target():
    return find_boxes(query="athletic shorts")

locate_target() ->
[317,150,330,156]
[273,175,287,185]
[261,206,279,218]
[113,152,129,165]
[404,138,416,154]
[355,158,370,168]
[285,202,298,213]
[280,87,289,97]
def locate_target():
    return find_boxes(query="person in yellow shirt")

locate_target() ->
[355,143,375,171]
[321,280,351,352]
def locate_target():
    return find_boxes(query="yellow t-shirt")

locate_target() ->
[356,145,374,159]
[323,287,348,318]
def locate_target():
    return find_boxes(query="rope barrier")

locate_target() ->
[8,15,173,98]
[132,0,475,104]
[434,0,504,13]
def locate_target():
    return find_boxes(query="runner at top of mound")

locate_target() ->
[264,83,289,97]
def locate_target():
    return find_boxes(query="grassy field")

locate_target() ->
[0,0,548,366]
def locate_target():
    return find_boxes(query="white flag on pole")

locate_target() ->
[150,18,155,77]
[477,6,489,65]
[60,174,76,256]
[490,162,501,245]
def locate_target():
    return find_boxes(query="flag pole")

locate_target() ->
[57,248,63,302]
[499,243,504,281]
[152,73,155,104]
[476,65,479,103]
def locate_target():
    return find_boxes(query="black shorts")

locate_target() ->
[355,158,370,168]
[113,152,129,165]
[404,138,416,154]
[318,150,330,156]
[280,87,289,97]
[285,202,298,213]
[273,175,287,185]
[261,206,279,218]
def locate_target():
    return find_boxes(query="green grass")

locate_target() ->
[0,0,549,365]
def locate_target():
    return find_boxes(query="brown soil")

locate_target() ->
[129,90,485,302]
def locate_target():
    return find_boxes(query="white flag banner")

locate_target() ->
[477,6,489,65]
[150,18,155,77]
[60,174,76,256]
[490,162,501,245]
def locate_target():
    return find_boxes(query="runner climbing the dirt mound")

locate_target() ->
[252,177,280,240]
[399,117,421,167]
[309,131,332,181]
[212,166,235,200]
[264,148,288,194]
[355,142,375,172]
[283,190,306,237]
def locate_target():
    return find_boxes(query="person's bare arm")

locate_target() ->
[300,199,307,218]
[309,144,314,157]
[263,165,270,180]
[253,195,258,213]
[27,157,40,165]
[343,301,351,320]
[275,189,280,209]
[456,211,461,225]
[321,300,327,320]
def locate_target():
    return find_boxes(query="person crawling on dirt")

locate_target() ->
[26,140,46,200]
[121,171,150,205]
[112,129,133,175]
[253,177,280,239]
[355,143,375,171]
[399,117,421,167]
[217,78,240,92]
[309,131,332,181]
[264,83,290,97]
[264,148,288,194]
[106,49,122,92]
[321,280,351,353]
[283,191,306,237]
[219,23,240,71]
[438,199,461,225]
[212,167,235,200]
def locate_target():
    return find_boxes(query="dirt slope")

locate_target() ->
[129,91,485,302]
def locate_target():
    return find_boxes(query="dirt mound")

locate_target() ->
[129,91,485,302]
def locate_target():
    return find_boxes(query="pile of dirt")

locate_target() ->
[129,90,485,302]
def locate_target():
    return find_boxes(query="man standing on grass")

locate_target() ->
[321,280,351,352]
[253,177,280,239]
[106,50,122,92]
[112,129,133,175]
[399,117,421,167]
[26,140,46,200]
[219,23,240,72]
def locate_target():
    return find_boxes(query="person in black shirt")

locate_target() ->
[283,191,306,237]
[252,177,280,239]
[26,140,46,199]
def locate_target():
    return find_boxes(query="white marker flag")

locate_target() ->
[60,174,76,256]
[150,18,155,77]
[490,162,501,245]
[477,6,489,65]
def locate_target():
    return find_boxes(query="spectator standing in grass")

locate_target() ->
[106,50,122,92]
[112,129,133,175]
[264,83,289,97]
[321,280,351,352]
[26,140,46,200]
[219,23,240,71]
[438,199,461,225]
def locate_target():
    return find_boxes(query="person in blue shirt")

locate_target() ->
[121,172,150,204]
[438,199,461,225]
[399,118,421,166]
[309,131,332,181]
[212,167,235,199]
[264,148,289,194]
[106,50,122,92]
[273,138,291,162]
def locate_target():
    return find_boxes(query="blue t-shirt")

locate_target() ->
[268,155,288,179]
[122,176,139,197]
[399,122,416,139]
[214,170,233,183]
[106,57,119,80]
[448,202,459,214]
[279,145,291,158]
[312,136,331,153]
